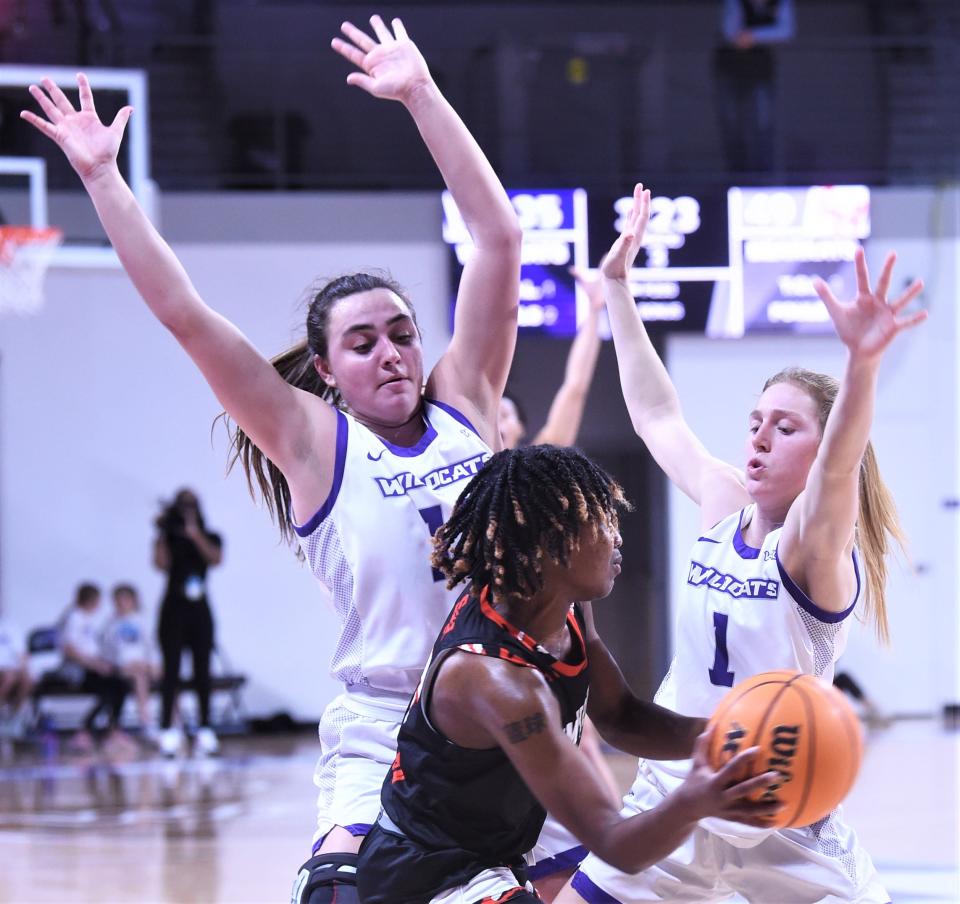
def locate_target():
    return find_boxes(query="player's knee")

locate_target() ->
[290,853,358,904]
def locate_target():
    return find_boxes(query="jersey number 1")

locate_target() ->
[708,611,735,687]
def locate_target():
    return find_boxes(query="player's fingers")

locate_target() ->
[110,105,133,135]
[714,744,762,781]
[725,805,782,827]
[875,251,896,300]
[340,21,376,52]
[76,73,96,113]
[28,83,62,123]
[369,14,393,43]
[813,276,842,317]
[721,770,780,802]
[345,72,376,93]
[637,188,652,234]
[332,37,367,68]
[19,109,58,139]
[890,278,924,313]
[391,17,409,41]
[41,77,76,116]
[854,246,871,296]
[894,309,928,333]
[690,727,712,766]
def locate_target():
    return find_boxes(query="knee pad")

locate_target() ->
[290,853,358,904]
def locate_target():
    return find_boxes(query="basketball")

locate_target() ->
[707,670,863,829]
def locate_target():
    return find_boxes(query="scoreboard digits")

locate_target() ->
[442,184,871,338]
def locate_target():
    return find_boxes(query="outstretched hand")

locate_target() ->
[332,15,432,104]
[814,247,926,362]
[20,74,131,183]
[674,728,783,828]
[569,265,605,313]
[599,183,651,282]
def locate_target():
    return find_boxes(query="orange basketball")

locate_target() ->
[707,670,863,828]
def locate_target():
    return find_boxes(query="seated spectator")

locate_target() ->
[102,583,158,738]
[59,582,136,756]
[0,614,32,736]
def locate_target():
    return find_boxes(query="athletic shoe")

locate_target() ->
[193,726,219,757]
[159,726,185,758]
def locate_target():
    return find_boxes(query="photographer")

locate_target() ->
[153,488,223,757]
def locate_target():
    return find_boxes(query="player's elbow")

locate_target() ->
[474,221,523,255]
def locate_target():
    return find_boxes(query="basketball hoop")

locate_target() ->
[0,225,63,316]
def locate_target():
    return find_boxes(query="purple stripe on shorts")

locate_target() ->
[571,869,624,903]
[526,844,588,879]
[310,822,372,854]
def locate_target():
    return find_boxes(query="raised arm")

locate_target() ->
[332,16,521,447]
[532,268,604,447]
[21,76,335,515]
[779,249,925,611]
[601,184,746,523]
[435,652,779,875]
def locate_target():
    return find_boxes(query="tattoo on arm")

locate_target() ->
[504,711,547,743]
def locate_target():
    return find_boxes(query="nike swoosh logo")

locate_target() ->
[367,450,385,461]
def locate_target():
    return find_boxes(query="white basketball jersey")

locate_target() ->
[637,505,860,823]
[294,400,491,698]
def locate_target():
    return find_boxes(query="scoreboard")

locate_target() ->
[727,185,871,336]
[587,188,729,334]
[442,188,588,337]
[441,184,871,338]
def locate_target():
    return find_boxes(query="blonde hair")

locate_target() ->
[763,367,907,644]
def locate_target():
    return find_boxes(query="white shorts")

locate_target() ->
[312,688,407,845]
[572,768,889,903]
[312,687,590,877]
[528,813,588,880]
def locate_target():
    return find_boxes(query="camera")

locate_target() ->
[155,503,185,539]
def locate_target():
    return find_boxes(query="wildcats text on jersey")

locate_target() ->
[373,452,491,498]
[687,561,779,599]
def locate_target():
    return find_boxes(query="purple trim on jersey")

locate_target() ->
[697,536,722,544]
[293,409,349,537]
[375,409,438,458]
[526,844,588,880]
[570,869,623,903]
[426,398,481,437]
[775,546,860,624]
[310,822,372,854]
[733,509,761,559]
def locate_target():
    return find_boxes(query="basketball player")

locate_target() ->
[498,269,621,898]
[358,444,782,904]
[557,185,925,902]
[22,17,520,902]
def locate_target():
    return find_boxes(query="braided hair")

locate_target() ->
[432,445,631,603]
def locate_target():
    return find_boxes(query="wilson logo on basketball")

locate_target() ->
[760,724,800,802]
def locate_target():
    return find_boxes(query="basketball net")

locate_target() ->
[0,225,63,316]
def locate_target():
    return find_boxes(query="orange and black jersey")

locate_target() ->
[357,584,590,904]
